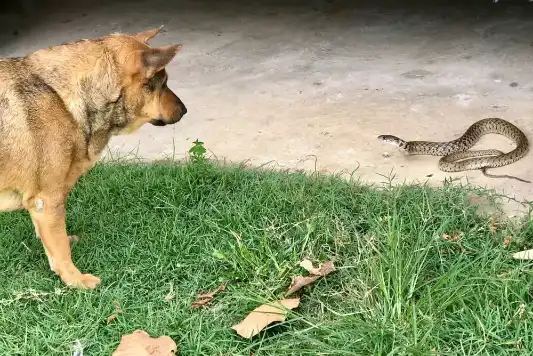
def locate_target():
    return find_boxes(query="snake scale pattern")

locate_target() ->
[377,117,530,183]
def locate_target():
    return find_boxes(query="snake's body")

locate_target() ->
[377,118,530,182]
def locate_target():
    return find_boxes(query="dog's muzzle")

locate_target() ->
[150,119,167,126]
[150,103,187,127]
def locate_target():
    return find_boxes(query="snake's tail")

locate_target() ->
[481,168,531,183]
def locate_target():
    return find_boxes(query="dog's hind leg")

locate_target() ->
[27,192,100,289]
[0,191,23,212]
[31,214,58,272]
[32,214,80,243]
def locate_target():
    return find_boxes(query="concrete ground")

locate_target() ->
[1,0,532,213]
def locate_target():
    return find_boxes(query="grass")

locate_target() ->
[0,157,532,355]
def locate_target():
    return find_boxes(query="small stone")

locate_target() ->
[510,82,519,87]
[382,152,391,158]
[401,69,433,79]
[491,104,508,112]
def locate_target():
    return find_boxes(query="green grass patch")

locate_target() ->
[0,159,532,355]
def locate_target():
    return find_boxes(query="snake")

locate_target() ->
[377,117,530,183]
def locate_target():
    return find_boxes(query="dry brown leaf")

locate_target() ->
[106,300,122,325]
[286,275,321,296]
[191,283,226,308]
[107,314,118,325]
[197,284,226,299]
[299,259,319,274]
[231,298,300,338]
[112,330,177,356]
[441,232,462,242]
[441,232,473,254]
[503,236,511,248]
[441,232,472,254]
[285,260,335,296]
[489,219,498,235]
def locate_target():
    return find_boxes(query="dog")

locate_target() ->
[0,26,187,289]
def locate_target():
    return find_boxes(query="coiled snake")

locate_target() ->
[377,117,530,183]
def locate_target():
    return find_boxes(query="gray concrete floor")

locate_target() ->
[1,0,532,213]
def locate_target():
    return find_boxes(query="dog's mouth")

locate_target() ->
[150,119,167,126]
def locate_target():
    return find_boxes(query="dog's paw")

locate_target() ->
[62,269,101,289]
[69,273,101,290]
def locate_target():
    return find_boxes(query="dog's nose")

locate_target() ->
[180,104,187,118]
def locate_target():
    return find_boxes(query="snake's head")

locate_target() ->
[377,135,409,153]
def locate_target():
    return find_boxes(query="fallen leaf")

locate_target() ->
[231,298,300,338]
[112,330,177,356]
[441,232,472,253]
[489,219,497,235]
[286,276,320,296]
[512,249,533,260]
[107,314,118,325]
[299,259,321,275]
[106,300,122,325]
[197,284,226,299]
[285,260,335,296]
[191,283,226,308]
[503,236,511,248]
[304,260,335,277]
[441,232,462,242]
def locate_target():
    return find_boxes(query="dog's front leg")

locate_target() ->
[29,194,100,289]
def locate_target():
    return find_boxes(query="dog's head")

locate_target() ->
[108,27,187,133]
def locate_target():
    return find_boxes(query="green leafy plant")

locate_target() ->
[189,139,207,164]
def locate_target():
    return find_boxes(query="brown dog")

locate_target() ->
[0,27,186,289]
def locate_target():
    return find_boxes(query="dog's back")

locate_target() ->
[0,56,76,192]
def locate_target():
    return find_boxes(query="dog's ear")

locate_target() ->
[134,26,164,43]
[141,44,182,78]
